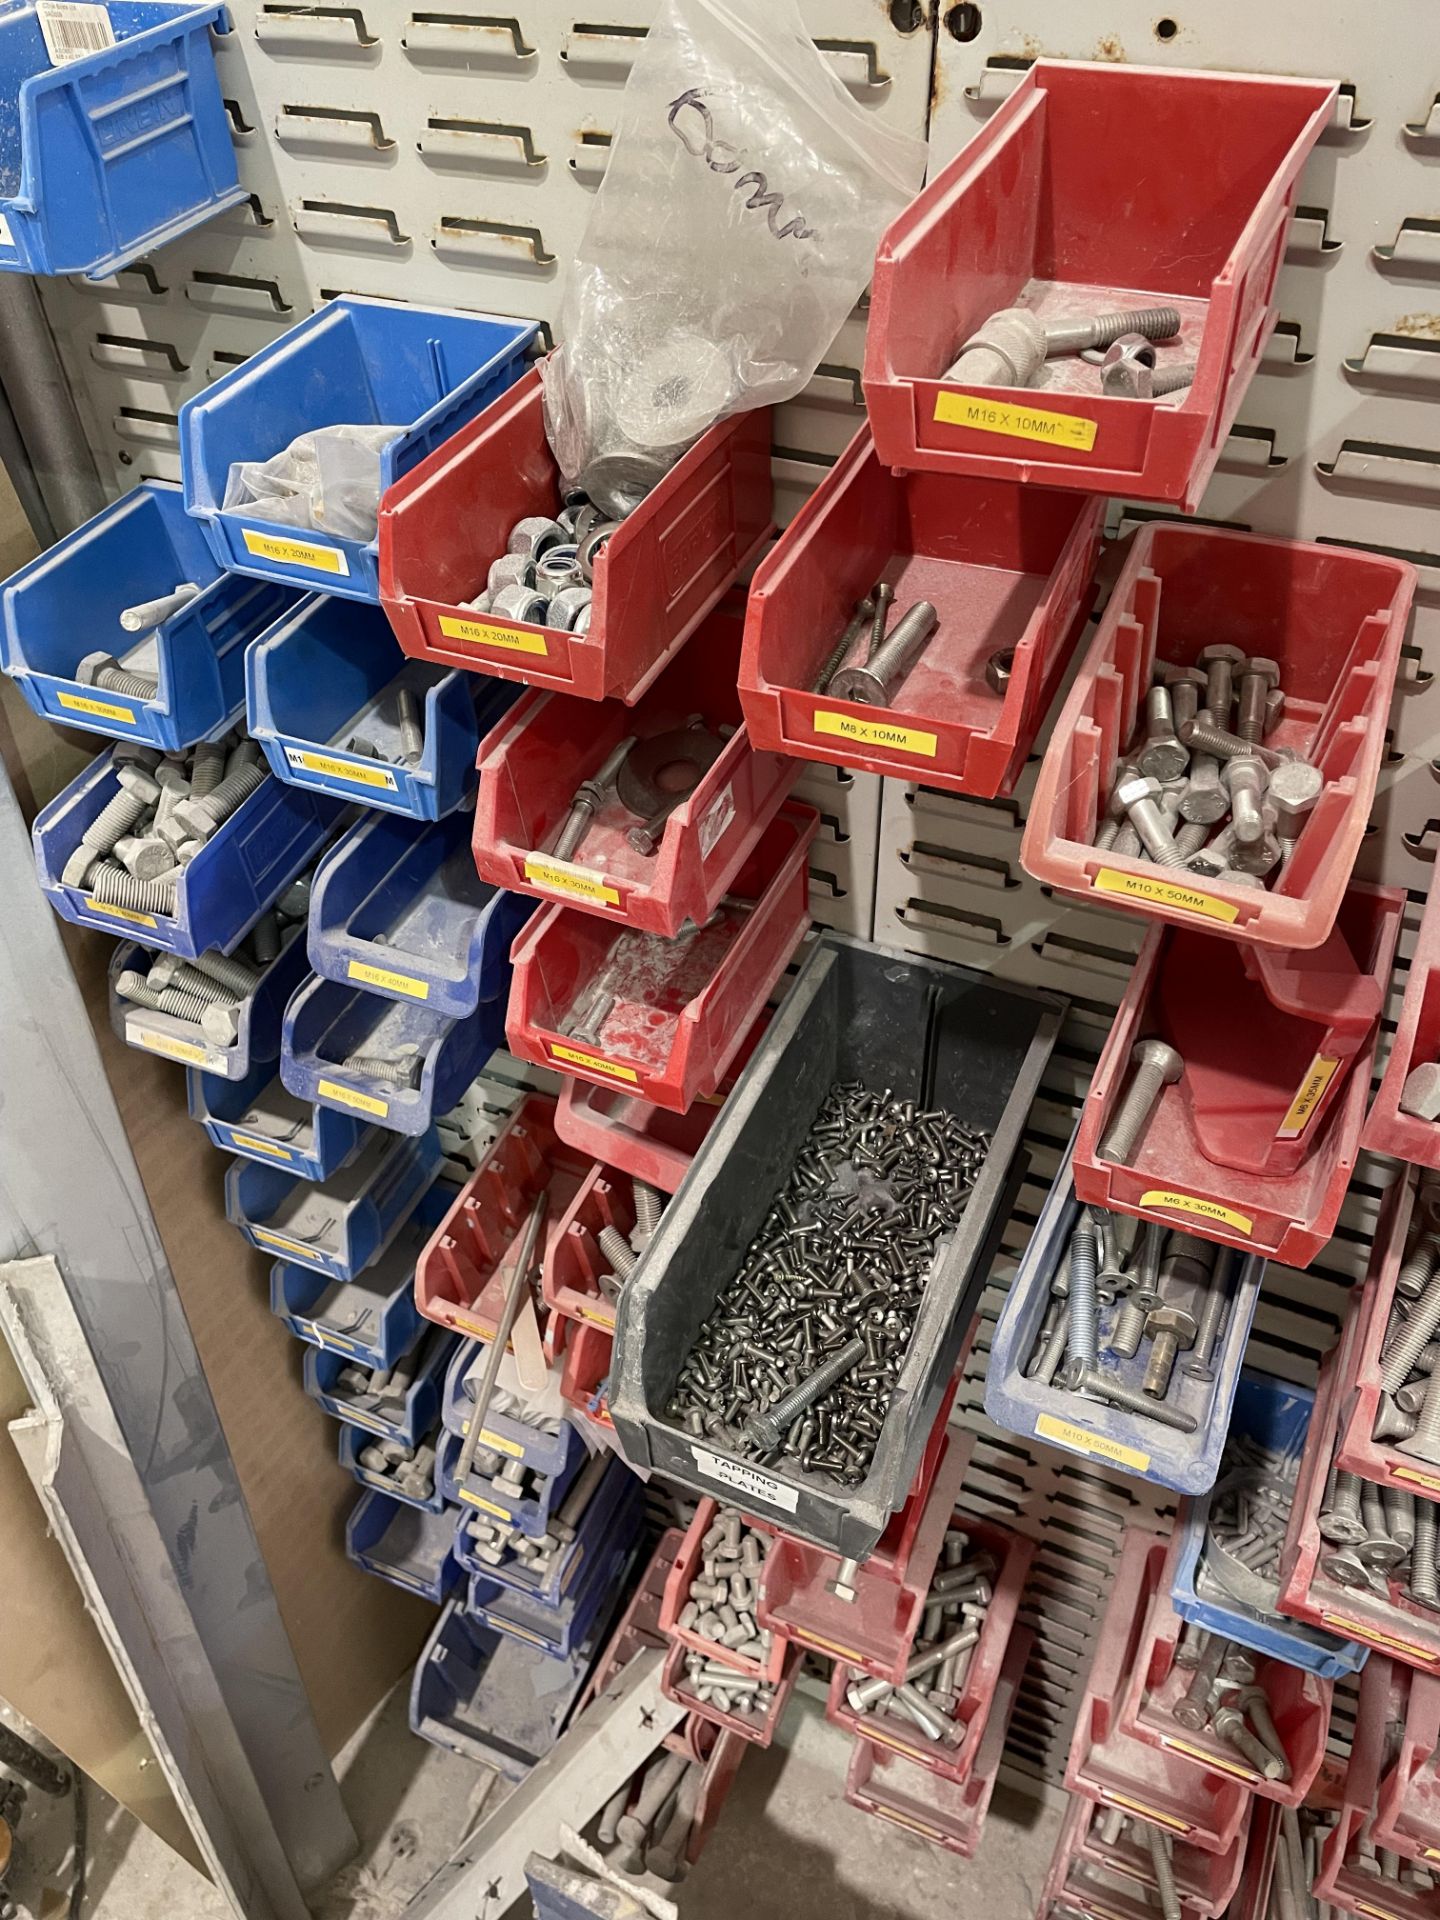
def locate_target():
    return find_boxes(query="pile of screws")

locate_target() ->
[63,732,268,919]
[1367,1185,1440,1465]
[334,1328,449,1426]
[811,579,939,709]
[1166,1626,1291,1781]
[677,1646,778,1725]
[543,718,732,868]
[598,1747,705,1884]
[1091,652,1327,889]
[75,578,200,700]
[1025,1204,1234,1434]
[666,1082,990,1487]
[1198,1428,1301,1616]
[944,304,1196,399]
[462,1447,609,1583]
[464,490,620,633]
[1318,1450,1439,1612]
[844,1520,992,1750]
[675,1508,773,1665]
[357,1435,436,1503]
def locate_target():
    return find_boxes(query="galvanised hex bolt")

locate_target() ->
[1222,754,1270,844]
[1115,773,1188,869]
[1213,1703,1287,1780]
[1179,714,1289,770]
[1196,644,1246,730]
[1138,685,1189,782]
[1143,1305,1197,1398]
[1233,1684,1290,1778]
[1172,1632,1228,1729]
[1100,1037,1184,1165]
[1235,658,1281,745]
[1268,759,1325,841]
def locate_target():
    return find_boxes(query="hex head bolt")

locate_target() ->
[598,1223,638,1281]
[1143,1305,1198,1398]
[1173,1631,1229,1729]
[89,860,177,917]
[1219,753,1268,846]
[1178,715,1289,772]
[112,833,175,882]
[1100,1038,1184,1165]
[149,955,237,1008]
[829,600,939,708]
[189,949,262,997]
[1065,1214,1100,1374]
[1212,1704,1286,1780]
[1235,658,1281,745]
[341,1052,420,1087]
[82,766,160,853]
[1073,1366,1197,1432]
[93,661,160,698]
[166,759,266,848]
[549,734,637,863]
[1381,1277,1440,1396]
[1195,645,1246,732]
[1233,1685,1291,1779]
[1267,759,1325,842]
[740,1335,867,1453]
[1412,1498,1439,1606]
[187,739,226,799]
[1138,685,1189,782]
[1115,774,1187,869]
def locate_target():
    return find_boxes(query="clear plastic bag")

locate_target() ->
[222,424,403,542]
[542,0,924,516]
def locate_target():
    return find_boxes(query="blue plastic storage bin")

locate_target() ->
[188,1056,370,1181]
[245,593,504,819]
[309,802,533,1022]
[179,297,537,601]
[109,923,308,1080]
[281,970,506,1139]
[305,1323,456,1448]
[338,1420,447,1514]
[347,1489,460,1604]
[0,5,243,279]
[225,1125,441,1279]
[436,1421,587,1539]
[986,1127,1264,1495]
[464,1470,644,1658]
[453,1451,639,1606]
[441,1338,577,1478]
[34,749,341,959]
[269,1179,452,1367]
[1170,1370,1368,1680]
[0,483,290,749]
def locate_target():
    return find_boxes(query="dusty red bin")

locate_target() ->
[738,424,1100,797]
[1365,880,1440,1170]
[377,366,773,703]
[863,61,1336,509]
[555,1074,721,1195]
[1375,1668,1440,1868]
[660,1631,802,1750]
[1022,523,1415,951]
[1072,882,1405,1268]
[505,807,815,1112]
[659,1498,788,1686]
[542,1159,640,1334]
[473,597,798,936]
[1039,1789,1252,1920]
[558,1318,615,1438]
[1315,1658,1429,1916]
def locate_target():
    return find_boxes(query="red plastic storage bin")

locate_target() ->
[760,1416,968,1681]
[1072,882,1405,1268]
[554,1073,720,1195]
[505,807,815,1112]
[414,1093,588,1342]
[558,1319,616,1439]
[659,1498,787,1686]
[1067,1529,1251,1854]
[473,597,798,937]
[378,366,773,703]
[1376,1670,1440,1868]
[1040,1791,1252,1920]
[738,424,1100,796]
[659,1631,802,1750]
[841,1626,1032,1859]
[1365,880,1440,1170]
[863,61,1335,509]
[1022,523,1414,951]
[543,1159,641,1334]
[1315,1658,1431,1918]
[1119,1574,1332,1807]
[826,1513,1034,1784]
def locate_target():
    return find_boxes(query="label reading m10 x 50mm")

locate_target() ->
[691,1445,800,1514]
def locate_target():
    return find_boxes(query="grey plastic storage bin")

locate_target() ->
[610,932,1062,1556]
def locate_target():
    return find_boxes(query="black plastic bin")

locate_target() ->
[610,931,1063,1556]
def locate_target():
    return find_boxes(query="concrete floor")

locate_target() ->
[36,1688,1063,1919]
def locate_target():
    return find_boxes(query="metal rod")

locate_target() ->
[455,1187,550,1484]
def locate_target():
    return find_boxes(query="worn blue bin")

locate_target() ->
[246,593,502,819]
[339,1420,447,1514]
[1,483,289,748]
[225,1125,441,1279]
[309,808,532,1021]
[109,923,308,1080]
[347,1489,460,1604]
[441,1337,576,1478]
[464,1471,644,1659]
[179,297,537,601]
[281,970,507,1138]
[34,749,341,958]
[0,5,244,279]
[436,1421,587,1539]
[305,1323,455,1447]
[1171,1370,1368,1680]
[453,1451,640,1607]
[188,1056,370,1182]
[985,1127,1264,1496]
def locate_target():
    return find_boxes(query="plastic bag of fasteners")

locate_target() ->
[541,0,924,519]
[222,424,404,541]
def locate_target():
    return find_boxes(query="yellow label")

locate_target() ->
[1093,866,1240,924]
[494,1621,548,1647]
[1424,1847,1440,1864]
[550,1044,639,1084]
[459,1421,524,1456]
[318,1078,391,1119]
[523,856,621,906]
[229,1132,295,1162]
[1354,1905,1403,1920]
[1278,1053,1342,1140]
[347,958,430,1000]
[934,388,1099,451]
[1394,1464,1440,1496]
[90,899,158,927]
[796,1630,864,1665]
[1035,1414,1151,1473]
[56,689,139,724]
[242,527,348,575]
[341,1409,386,1433]
[459,1490,511,1518]
[253,1228,316,1258]
[136,1029,210,1066]
[1323,1616,1437,1664]
[872,1808,945,1844]
[813,710,939,758]
[438,613,547,656]
[385,1570,424,1593]
[1139,1190,1254,1236]
[1162,1735,1253,1780]
[1073,1904,1131,1920]
[859,1723,926,1759]
[453,1315,496,1341]
[577,1303,617,1329]
[310,1328,357,1353]
[1104,1794,1188,1835]
[286,748,398,791]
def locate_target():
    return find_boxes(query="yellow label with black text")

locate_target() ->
[1162,1735,1253,1780]
[242,527,348,574]
[1278,1053,1341,1140]
[1094,866,1240,924]
[523,856,621,905]
[1354,1904,1404,1920]
[286,748,397,791]
[797,1630,864,1665]
[342,1410,385,1433]
[934,389,1099,451]
[229,1132,294,1162]
[458,1421,523,1456]
[813,710,938,758]
[136,1029,210,1066]
[318,1078,391,1119]
[1104,1794,1188,1835]
[1393,1465,1440,1496]
[857,1723,925,1759]
[550,1043,639,1083]
[57,689,138,724]
[1425,1846,1440,1864]
[577,1303,617,1329]
[1140,1191,1253,1236]
[459,1490,511,1518]
[1036,1414,1151,1473]
[438,613,547,656]
[347,958,429,1000]
[1324,1616,1437,1664]
[494,1621,548,1647]
[253,1228,317,1258]
[90,900,158,927]
[312,1329,356,1353]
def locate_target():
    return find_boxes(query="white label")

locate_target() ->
[692,1445,800,1514]
[0,215,13,249]
[698,784,736,860]
[38,2,116,63]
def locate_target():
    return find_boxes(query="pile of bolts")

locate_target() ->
[1343,1737,1436,1897]
[811,578,940,710]
[1366,1180,1440,1471]
[597,1743,706,1884]
[667,1081,991,1486]
[327,677,429,769]
[1167,1625,1291,1781]
[1077,1804,1204,1920]
[1091,650,1326,889]
[1319,1449,1440,1611]
[73,577,199,699]
[462,1450,610,1580]
[356,1435,435,1504]
[1198,1430,1301,1616]
[675,1508,774,1666]
[465,490,620,633]
[589,1180,665,1301]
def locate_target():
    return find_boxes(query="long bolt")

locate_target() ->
[89,861,176,916]
[829,601,939,707]
[1180,716,1287,769]
[94,663,159,698]
[1183,1269,1230,1382]
[1074,1366,1198,1432]
[119,582,199,631]
[1413,1499,1438,1604]
[1173,1630,1227,1729]
[867,580,895,662]
[812,597,875,693]
[191,949,262,996]
[551,734,637,861]
[397,688,424,764]
[342,1052,420,1086]
[1382,1276,1440,1395]
[742,1336,866,1452]
[1067,1215,1099,1371]
[1142,1823,1181,1920]
[598,1223,639,1280]
[1138,686,1188,782]
[1117,776,1187,869]
[1043,307,1183,355]
[1214,1705,1286,1780]
[1100,1037,1184,1164]
[83,786,149,853]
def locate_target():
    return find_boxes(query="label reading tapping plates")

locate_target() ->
[347,958,430,1000]
[550,1044,639,1084]
[1139,1191,1254,1236]
[229,1133,294,1162]
[1093,866,1240,924]
[56,689,137,725]
[812,710,938,758]
[286,747,398,791]
[1035,1414,1150,1473]
[242,527,349,575]
[523,856,621,906]
[135,1028,212,1067]
[437,613,547,656]
[691,1445,800,1514]
[317,1078,390,1119]
[1277,1053,1342,1140]
[933,389,1099,451]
